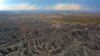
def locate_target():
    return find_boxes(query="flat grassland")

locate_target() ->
[47,14,100,24]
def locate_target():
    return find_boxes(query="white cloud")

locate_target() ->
[53,3,82,10]
[0,3,38,10]
[42,3,89,10]
[0,3,89,10]
[45,3,89,10]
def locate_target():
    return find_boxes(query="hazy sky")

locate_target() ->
[0,0,100,10]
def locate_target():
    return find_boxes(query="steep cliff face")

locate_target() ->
[0,19,100,56]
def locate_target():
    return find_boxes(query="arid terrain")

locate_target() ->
[0,14,100,56]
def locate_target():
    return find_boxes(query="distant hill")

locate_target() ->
[0,10,100,14]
